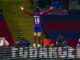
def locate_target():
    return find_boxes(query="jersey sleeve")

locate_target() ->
[40,9,51,16]
[23,10,33,16]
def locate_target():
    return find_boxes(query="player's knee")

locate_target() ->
[38,32,41,36]
[34,33,37,36]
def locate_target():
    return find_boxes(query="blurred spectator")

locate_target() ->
[23,40,31,47]
[20,37,31,47]
[77,38,80,47]
[56,35,65,47]
[59,0,69,10]
[49,8,68,15]
[50,0,68,15]
[38,0,45,9]
[51,39,57,47]
[69,0,80,10]
[62,39,68,47]
[15,35,21,47]
[51,0,59,9]
[0,37,9,47]
[15,36,31,47]
[43,38,51,47]
[38,0,51,10]
[32,0,39,8]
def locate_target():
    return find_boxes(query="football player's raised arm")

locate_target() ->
[20,6,33,16]
[40,7,54,16]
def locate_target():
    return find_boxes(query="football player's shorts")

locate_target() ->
[33,26,41,32]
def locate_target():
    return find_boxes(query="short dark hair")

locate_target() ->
[34,8,40,12]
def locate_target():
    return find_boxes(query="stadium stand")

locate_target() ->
[43,15,80,47]
[0,6,14,46]
[0,0,80,60]
[0,0,33,46]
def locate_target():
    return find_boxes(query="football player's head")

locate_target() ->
[34,8,40,13]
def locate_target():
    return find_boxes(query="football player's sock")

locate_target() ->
[37,36,41,47]
[33,36,36,44]
[33,36,36,47]
[38,36,40,44]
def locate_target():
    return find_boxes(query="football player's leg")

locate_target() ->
[37,32,41,47]
[37,26,41,47]
[33,26,37,47]
[38,32,41,44]
[33,32,37,47]
[33,32,37,44]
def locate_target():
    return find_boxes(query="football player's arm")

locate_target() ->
[40,7,54,16]
[20,6,33,16]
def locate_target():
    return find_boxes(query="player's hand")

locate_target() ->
[20,6,24,10]
[50,7,54,10]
